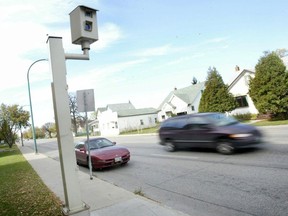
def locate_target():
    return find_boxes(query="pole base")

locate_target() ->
[62,202,90,216]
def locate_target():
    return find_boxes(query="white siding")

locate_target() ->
[229,72,258,115]
[98,109,158,135]
[170,96,188,114]
[158,95,189,122]
[118,114,158,133]
[98,109,119,136]
[187,91,202,114]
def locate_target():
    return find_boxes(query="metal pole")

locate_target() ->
[48,36,88,214]
[27,59,48,154]
[84,92,93,180]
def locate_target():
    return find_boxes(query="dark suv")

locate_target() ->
[158,112,262,154]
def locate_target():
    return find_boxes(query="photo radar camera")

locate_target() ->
[69,5,98,49]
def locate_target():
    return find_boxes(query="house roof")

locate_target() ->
[117,108,159,117]
[228,69,255,91]
[158,82,205,109]
[107,102,135,112]
[96,101,158,118]
[97,107,106,112]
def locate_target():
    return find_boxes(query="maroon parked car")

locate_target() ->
[75,137,130,170]
[158,112,262,154]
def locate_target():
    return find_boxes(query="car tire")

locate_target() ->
[165,141,176,152]
[216,141,234,155]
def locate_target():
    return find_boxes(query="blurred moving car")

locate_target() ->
[75,137,130,170]
[158,112,262,154]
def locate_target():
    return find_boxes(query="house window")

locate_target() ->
[236,96,249,108]
[191,106,195,111]
[140,119,144,125]
[115,122,118,129]
[162,115,165,120]
[155,118,158,123]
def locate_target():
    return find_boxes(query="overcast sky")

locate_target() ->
[1,0,288,127]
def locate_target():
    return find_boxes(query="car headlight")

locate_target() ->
[229,133,252,138]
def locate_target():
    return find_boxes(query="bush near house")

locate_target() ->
[249,52,288,120]
[199,67,237,113]
[232,113,253,122]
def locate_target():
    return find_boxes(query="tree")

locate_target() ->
[42,122,56,138]
[0,104,30,148]
[275,48,288,58]
[23,126,45,139]
[199,67,237,113]
[249,52,288,119]
[69,93,85,135]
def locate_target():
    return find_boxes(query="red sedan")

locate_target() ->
[75,137,130,170]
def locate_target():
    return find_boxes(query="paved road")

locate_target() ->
[23,125,288,216]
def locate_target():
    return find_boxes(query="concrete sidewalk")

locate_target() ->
[18,145,190,216]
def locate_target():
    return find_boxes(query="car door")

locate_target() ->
[75,143,87,164]
[180,116,217,148]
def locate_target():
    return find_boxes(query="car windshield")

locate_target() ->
[206,113,238,126]
[87,138,114,150]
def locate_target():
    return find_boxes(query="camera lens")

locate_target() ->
[84,21,93,31]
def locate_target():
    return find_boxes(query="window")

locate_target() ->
[85,10,93,18]
[140,119,144,125]
[185,116,210,129]
[236,96,248,107]
[191,106,195,111]
[75,143,85,149]
[161,118,187,128]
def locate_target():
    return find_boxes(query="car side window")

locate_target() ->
[75,143,84,149]
[186,117,210,130]
[161,118,187,129]
[88,140,99,149]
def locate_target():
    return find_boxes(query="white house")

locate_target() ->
[94,102,159,136]
[282,55,288,67]
[228,69,258,115]
[157,82,205,122]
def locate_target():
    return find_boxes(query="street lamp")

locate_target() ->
[27,59,48,154]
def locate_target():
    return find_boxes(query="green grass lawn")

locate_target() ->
[120,125,160,135]
[0,144,63,216]
[250,119,288,126]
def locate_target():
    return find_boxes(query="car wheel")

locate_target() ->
[216,141,234,154]
[165,141,176,152]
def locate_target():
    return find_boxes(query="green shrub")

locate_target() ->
[232,113,252,122]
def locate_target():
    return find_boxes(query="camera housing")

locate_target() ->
[69,5,98,45]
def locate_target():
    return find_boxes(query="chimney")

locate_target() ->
[235,65,240,72]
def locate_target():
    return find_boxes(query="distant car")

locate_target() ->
[75,137,130,170]
[158,112,262,154]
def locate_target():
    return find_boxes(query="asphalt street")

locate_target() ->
[23,125,288,216]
